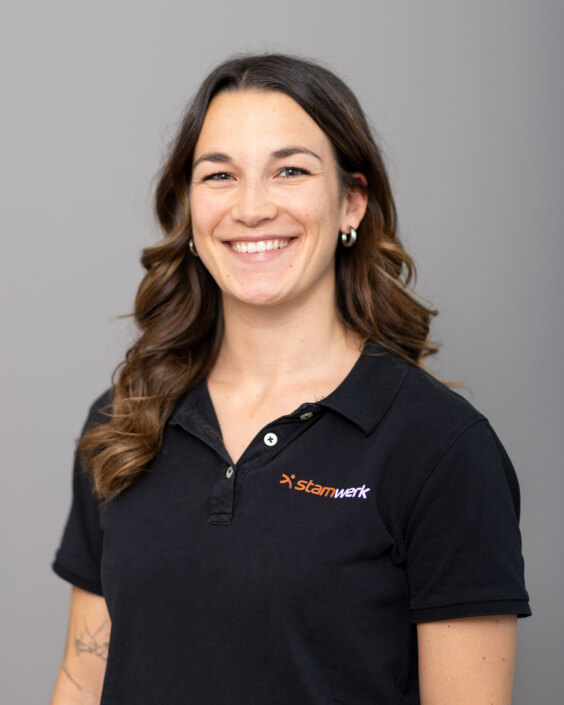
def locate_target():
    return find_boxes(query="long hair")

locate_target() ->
[79,53,437,501]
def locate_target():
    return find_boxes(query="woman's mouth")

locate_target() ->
[229,238,291,254]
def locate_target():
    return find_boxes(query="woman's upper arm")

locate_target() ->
[417,614,517,705]
[50,586,111,705]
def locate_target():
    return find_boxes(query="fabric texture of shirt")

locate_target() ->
[53,342,531,705]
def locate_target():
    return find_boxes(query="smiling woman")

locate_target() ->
[50,54,530,705]
[189,90,366,312]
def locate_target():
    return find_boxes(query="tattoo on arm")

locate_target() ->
[62,665,82,691]
[74,619,109,662]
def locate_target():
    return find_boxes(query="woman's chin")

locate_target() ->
[222,284,291,310]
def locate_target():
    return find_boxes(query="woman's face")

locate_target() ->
[189,89,366,310]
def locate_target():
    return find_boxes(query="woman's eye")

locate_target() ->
[279,166,309,178]
[204,172,233,181]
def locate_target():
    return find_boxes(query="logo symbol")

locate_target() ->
[280,473,295,488]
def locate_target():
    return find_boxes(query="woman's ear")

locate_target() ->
[341,173,368,231]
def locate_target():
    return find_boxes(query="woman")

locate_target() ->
[50,54,530,705]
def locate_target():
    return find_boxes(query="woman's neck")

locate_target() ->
[211,294,363,390]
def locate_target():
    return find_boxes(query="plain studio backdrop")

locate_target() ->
[1,1,562,702]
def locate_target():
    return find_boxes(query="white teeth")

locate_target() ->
[230,239,290,254]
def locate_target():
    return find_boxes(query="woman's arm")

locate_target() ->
[50,586,111,705]
[417,614,517,705]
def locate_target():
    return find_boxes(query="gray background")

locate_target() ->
[1,1,562,702]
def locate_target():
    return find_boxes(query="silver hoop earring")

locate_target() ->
[188,237,199,257]
[340,226,357,248]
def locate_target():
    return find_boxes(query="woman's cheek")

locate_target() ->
[191,195,224,233]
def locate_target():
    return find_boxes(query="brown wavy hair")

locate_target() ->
[78,53,437,502]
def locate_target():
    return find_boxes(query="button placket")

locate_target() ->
[210,410,322,522]
[208,463,237,525]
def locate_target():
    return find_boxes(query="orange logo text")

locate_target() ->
[280,474,370,499]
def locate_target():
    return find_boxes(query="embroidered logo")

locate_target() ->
[280,473,371,499]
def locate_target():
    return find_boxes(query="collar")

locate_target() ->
[169,341,409,437]
[316,340,408,434]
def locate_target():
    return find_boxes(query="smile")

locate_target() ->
[229,239,291,254]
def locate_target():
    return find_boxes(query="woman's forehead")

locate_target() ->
[193,89,333,162]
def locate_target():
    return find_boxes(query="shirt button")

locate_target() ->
[225,466,234,479]
[299,411,314,421]
[263,432,278,447]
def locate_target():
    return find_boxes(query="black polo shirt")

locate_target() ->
[53,343,530,705]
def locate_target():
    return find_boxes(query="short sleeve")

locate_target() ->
[405,419,531,623]
[52,392,110,596]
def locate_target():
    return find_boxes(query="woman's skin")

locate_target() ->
[50,89,518,705]
[418,615,518,705]
[50,587,110,704]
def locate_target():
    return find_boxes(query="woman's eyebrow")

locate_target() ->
[192,146,323,170]
[271,146,322,162]
[192,152,231,169]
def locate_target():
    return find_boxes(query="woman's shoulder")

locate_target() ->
[370,350,524,539]
[402,363,491,454]
[363,345,490,454]
[362,342,485,430]
[402,363,483,424]
[82,388,113,431]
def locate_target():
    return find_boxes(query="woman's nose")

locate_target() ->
[230,179,277,226]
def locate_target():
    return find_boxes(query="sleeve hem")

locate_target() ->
[52,560,103,596]
[411,599,531,623]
